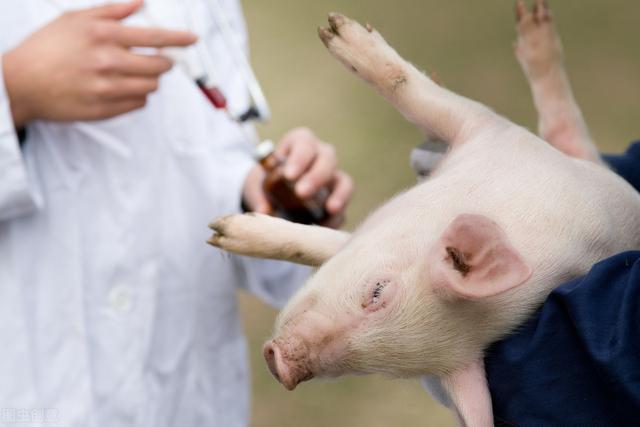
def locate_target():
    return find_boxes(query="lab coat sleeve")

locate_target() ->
[0,54,39,222]
[237,256,311,309]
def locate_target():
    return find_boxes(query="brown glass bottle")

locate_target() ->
[255,140,329,225]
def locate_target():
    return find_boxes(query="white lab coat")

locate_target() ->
[0,1,309,426]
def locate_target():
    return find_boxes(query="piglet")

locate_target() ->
[208,6,640,426]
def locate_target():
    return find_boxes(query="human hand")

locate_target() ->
[2,0,197,128]
[243,127,354,229]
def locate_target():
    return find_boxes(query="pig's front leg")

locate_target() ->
[318,14,502,145]
[208,213,350,266]
[441,359,494,427]
[515,0,601,163]
[421,360,493,427]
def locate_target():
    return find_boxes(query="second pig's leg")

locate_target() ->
[318,14,506,146]
[515,0,601,163]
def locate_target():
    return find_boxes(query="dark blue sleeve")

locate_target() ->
[485,252,640,427]
[602,140,640,192]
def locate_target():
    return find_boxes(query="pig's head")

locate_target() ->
[263,213,532,390]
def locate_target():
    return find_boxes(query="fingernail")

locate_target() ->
[295,180,312,196]
[253,201,274,215]
[327,198,342,214]
[284,165,298,180]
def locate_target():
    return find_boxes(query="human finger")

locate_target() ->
[94,76,159,100]
[115,51,173,76]
[113,24,197,48]
[242,166,273,214]
[294,143,337,199]
[276,128,319,181]
[85,96,148,120]
[325,171,354,215]
[83,0,143,20]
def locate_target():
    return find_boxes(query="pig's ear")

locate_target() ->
[429,214,532,299]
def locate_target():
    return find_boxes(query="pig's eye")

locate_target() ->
[371,282,387,304]
[363,279,391,311]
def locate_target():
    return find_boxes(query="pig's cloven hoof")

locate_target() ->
[318,13,408,93]
[207,213,264,254]
[514,0,562,81]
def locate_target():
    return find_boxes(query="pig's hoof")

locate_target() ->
[318,13,408,92]
[207,213,267,255]
[514,0,563,80]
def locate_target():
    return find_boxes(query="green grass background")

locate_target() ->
[239,1,639,426]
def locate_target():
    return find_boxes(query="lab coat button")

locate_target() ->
[109,286,133,313]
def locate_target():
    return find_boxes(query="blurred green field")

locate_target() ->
[239,1,640,426]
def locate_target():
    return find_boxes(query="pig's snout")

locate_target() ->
[263,341,290,388]
[263,340,314,391]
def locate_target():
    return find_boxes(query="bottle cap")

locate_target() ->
[254,139,275,160]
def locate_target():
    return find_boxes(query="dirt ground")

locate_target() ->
[239,1,639,426]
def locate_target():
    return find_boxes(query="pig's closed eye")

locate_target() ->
[363,280,391,311]
[371,282,386,304]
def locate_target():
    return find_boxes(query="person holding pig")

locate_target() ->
[0,0,352,426]
[486,141,640,426]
